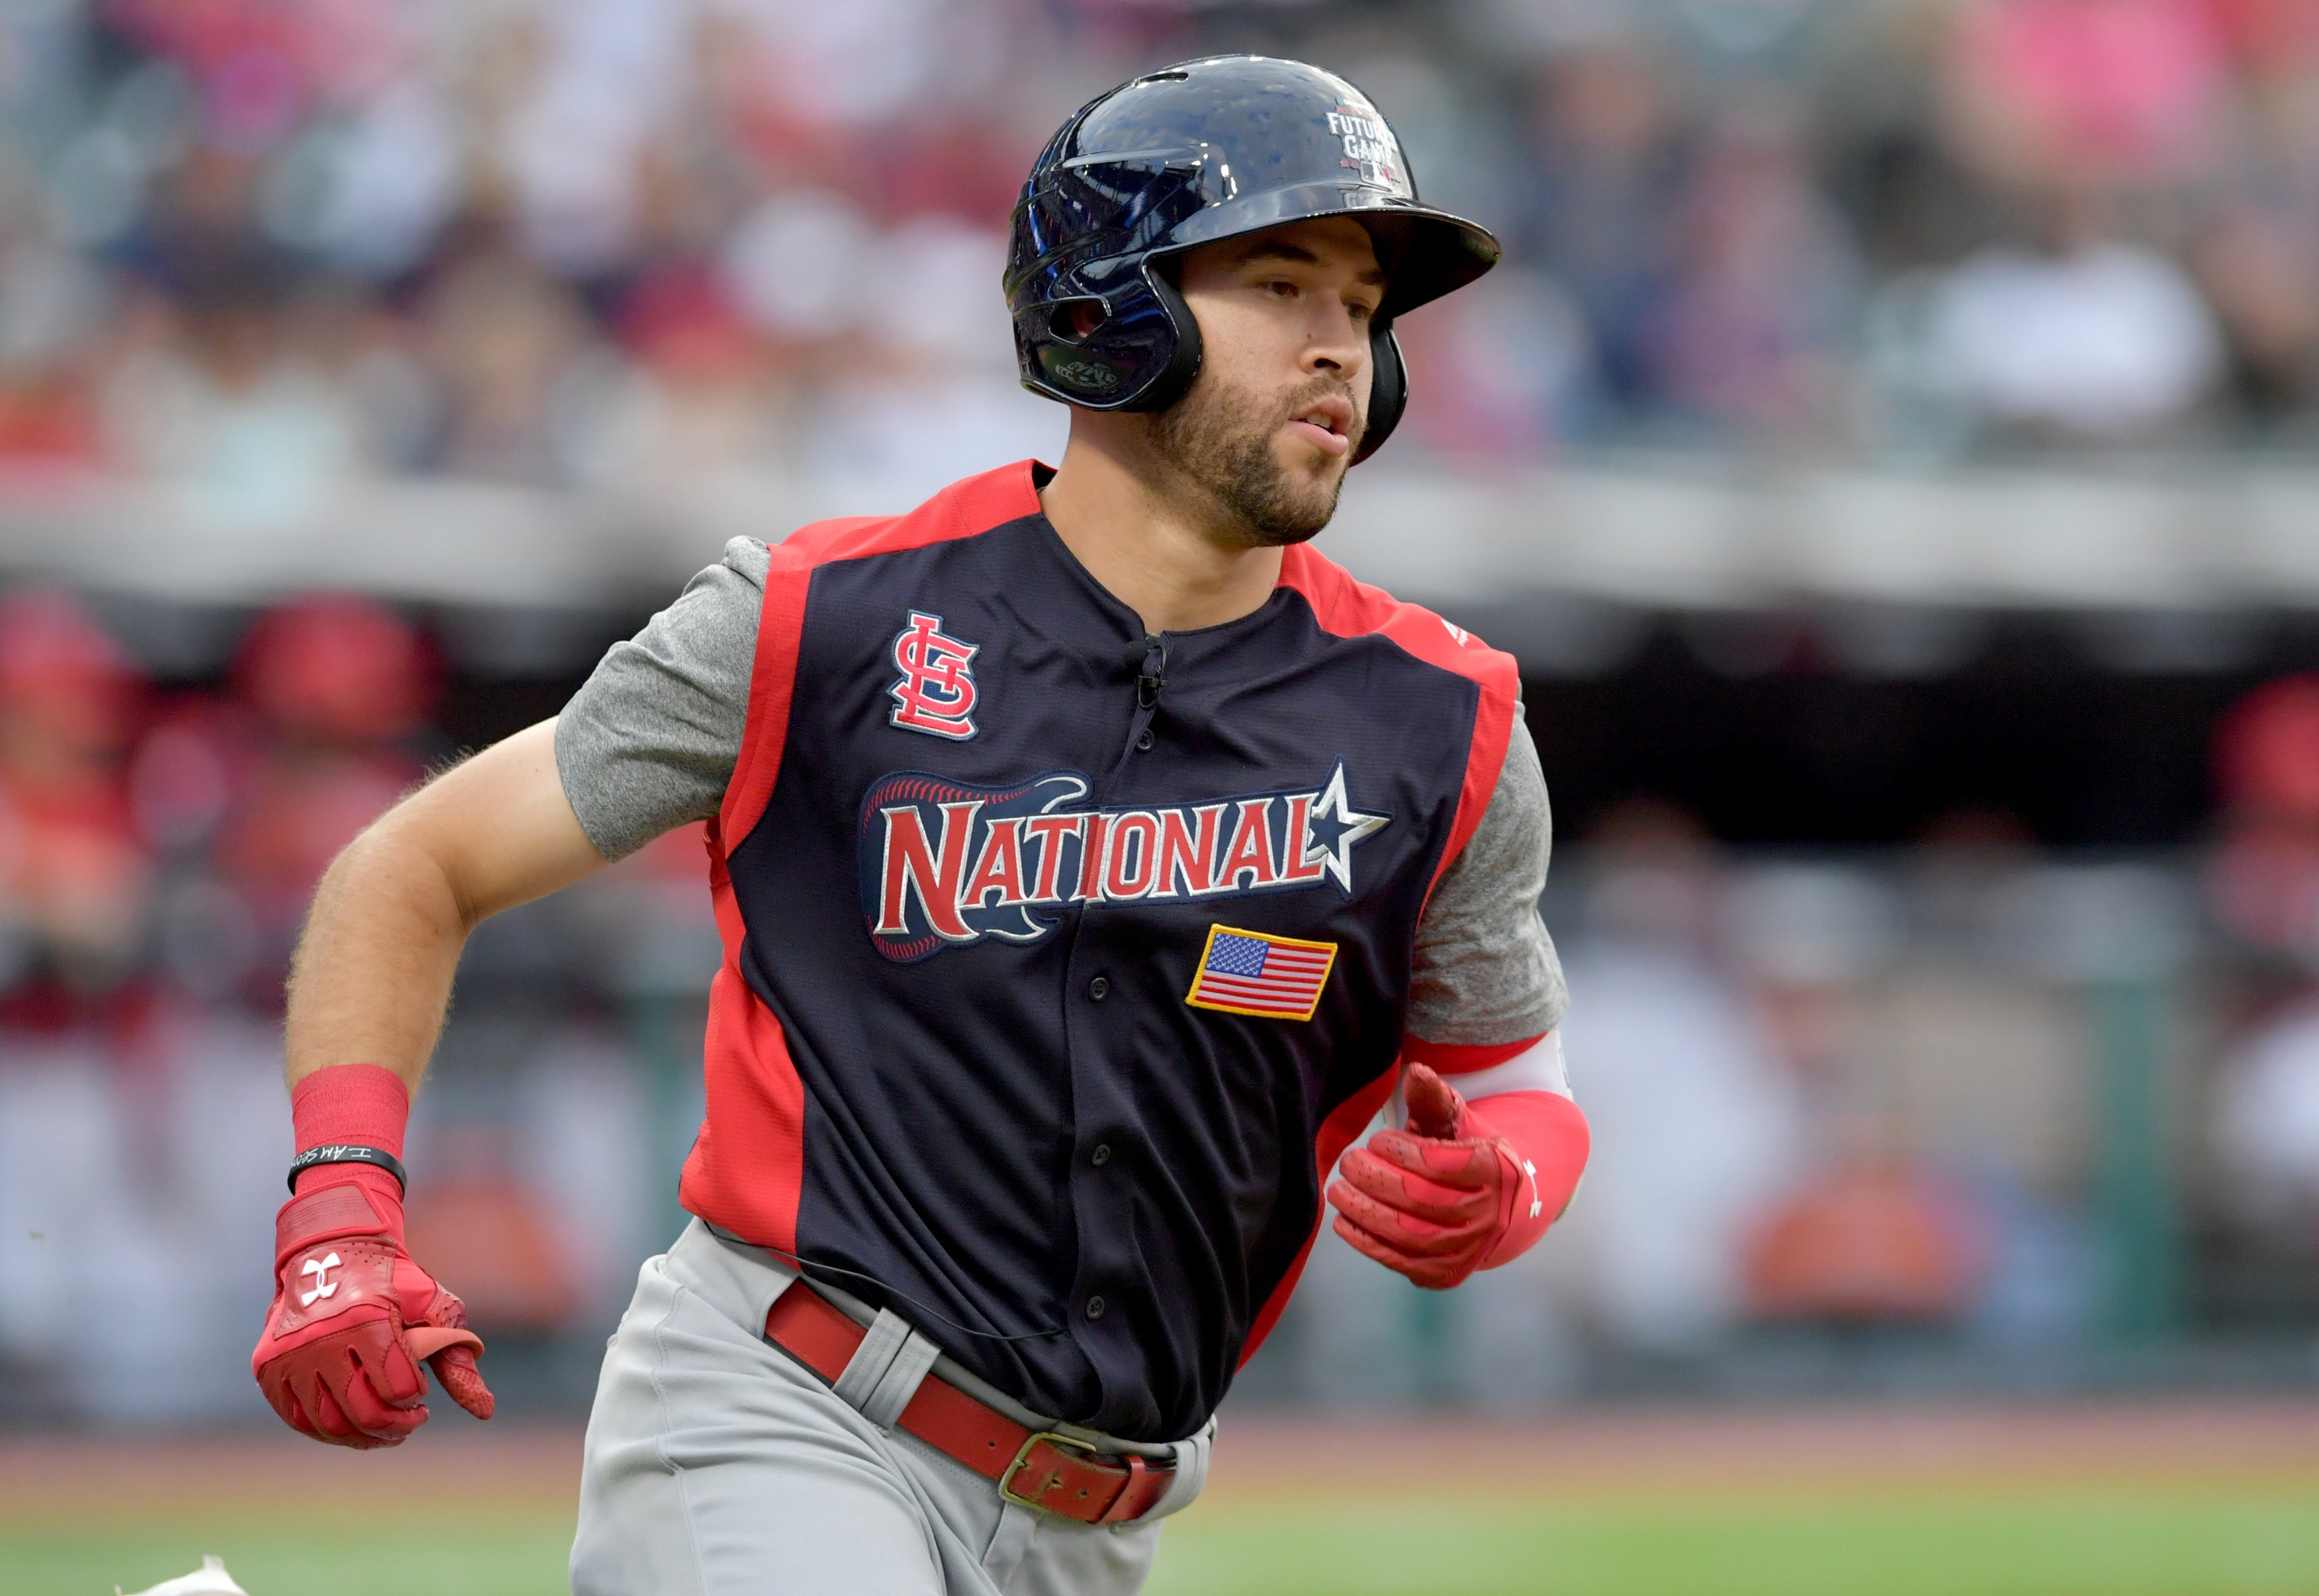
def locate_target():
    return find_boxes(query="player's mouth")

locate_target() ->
[1285,394,1356,459]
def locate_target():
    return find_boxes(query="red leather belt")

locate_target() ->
[763,1284,1175,1525]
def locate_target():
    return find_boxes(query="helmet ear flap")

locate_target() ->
[1351,322,1405,465]
[1013,262,1204,411]
[1123,259,1204,413]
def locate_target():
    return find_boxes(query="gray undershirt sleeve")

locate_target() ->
[1404,713,1569,1046]
[555,538,769,861]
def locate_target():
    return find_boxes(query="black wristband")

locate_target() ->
[287,1144,408,1195]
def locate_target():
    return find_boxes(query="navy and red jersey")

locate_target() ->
[681,461,1520,1441]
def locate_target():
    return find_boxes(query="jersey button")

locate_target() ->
[1087,975,1109,1001]
[1091,1144,1112,1167]
[1136,728,1155,751]
[1085,1295,1107,1321]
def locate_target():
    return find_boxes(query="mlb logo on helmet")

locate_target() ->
[1326,102,1402,187]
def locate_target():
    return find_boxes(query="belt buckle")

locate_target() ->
[999,1429,1098,1513]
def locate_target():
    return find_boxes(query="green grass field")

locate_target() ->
[17,1492,2319,1596]
[12,1407,2319,1596]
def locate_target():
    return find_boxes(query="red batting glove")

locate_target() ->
[252,1065,493,1447]
[1326,1062,1532,1291]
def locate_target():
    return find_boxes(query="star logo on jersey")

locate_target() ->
[888,611,981,740]
[1299,762,1389,892]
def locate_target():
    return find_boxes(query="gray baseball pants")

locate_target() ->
[569,1219,1214,1595]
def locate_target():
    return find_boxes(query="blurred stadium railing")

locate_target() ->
[7,457,2319,616]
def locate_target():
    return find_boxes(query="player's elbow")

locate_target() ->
[313,797,480,939]
[348,720,607,930]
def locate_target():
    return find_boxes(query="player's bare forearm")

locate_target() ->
[283,718,607,1095]
[258,721,597,1446]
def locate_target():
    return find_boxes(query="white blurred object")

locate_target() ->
[1928,243,2222,436]
[722,192,878,339]
[118,1555,248,1596]
[865,220,1015,372]
[2215,995,2319,1218]
[1723,863,1904,987]
[500,0,692,272]
[807,373,1066,502]
[1554,941,1800,1350]
[709,0,978,127]
[0,242,111,369]
[303,81,461,277]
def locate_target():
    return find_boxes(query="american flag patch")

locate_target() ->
[1184,925,1338,1021]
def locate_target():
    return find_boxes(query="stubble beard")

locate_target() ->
[1153,373,1363,549]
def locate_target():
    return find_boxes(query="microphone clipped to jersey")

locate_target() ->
[1126,633,1167,708]
[1116,633,1168,764]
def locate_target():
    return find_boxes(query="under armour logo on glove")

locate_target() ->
[253,1180,493,1448]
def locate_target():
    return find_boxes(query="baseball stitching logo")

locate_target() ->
[857,763,1389,962]
[888,611,981,740]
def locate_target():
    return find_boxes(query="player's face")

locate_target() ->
[1165,217,1384,547]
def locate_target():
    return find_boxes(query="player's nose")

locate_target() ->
[1303,304,1368,380]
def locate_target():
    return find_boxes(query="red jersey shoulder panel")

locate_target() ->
[775,459,1046,568]
[718,461,1048,846]
[1277,542,1520,690]
[1275,542,1522,899]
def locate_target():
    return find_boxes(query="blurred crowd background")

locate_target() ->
[6,0,2319,1426]
[0,0,2315,491]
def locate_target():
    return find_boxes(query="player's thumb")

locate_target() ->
[427,1343,496,1421]
[408,1286,495,1421]
[1402,1062,1465,1140]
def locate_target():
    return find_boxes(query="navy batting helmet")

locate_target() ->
[1004,55,1501,464]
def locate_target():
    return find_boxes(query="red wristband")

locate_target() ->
[289,1065,411,1202]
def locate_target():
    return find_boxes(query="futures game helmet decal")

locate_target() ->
[1328,101,1403,187]
[857,764,1389,962]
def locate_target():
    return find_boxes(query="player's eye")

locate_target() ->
[1260,278,1299,299]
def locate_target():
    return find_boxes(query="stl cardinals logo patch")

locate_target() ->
[889,611,981,740]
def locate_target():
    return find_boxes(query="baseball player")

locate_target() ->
[250,55,1592,1595]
